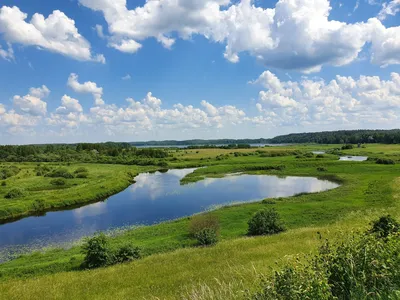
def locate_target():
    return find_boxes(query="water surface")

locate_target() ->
[339,156,368,161]
[0,169,339,255]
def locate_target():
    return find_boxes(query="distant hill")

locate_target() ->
[129,138,272,146]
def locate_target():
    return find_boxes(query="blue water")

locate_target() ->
[0,169,339,253]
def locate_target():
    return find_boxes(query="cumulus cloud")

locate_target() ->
[252,70,400,127]
[78,0,400,72]
[67,73,104,105]
[0,6,104,63]
[12,85,50,116]
[56,95,83,115]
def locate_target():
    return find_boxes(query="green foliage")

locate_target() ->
[115,244,141,263]
[4,188,25,199]
[369,215,399,238]
[0,166,20,180]
[376,158,395,165]
[317,167,328,172]
[45,168,74,179]
[189,214,220,237]
[31,199,45,212]
[194,228,219,246]
[1,181,6,186]
[341,144,354,150]
[252,231,400,300]
[75,172,88,178]
[81,234,111,269]
[316,154,325,158]
[247,208,285,236]
[74,167,88,174]
[50,178,66,186]
[189,214,220,246]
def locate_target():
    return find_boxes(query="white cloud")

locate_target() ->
[78,0,400,72]
[56,95,83,115]
[252,70,400,127]
[67,73,104,105]
[0,104,5,115]
[0,43,14,61]
[94,24,105,39]
[0,6,104,63]
[378,0,400,20]
[29,85,50,99]
[122,74,131,80]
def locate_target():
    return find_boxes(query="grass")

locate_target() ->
[0,163,158,222]
[1,143,400,299]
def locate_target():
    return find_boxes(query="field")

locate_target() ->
[0,144,400,299]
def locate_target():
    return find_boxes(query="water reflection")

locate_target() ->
[339,156,368,161]
[0,169,339,253]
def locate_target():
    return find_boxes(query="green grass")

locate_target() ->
[0,163,158,222]
[1,144,400,299]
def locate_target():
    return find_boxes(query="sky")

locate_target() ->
[0,0,399,144]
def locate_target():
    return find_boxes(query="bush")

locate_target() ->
[157,161,169,168]
[32,199,45,212]
[189,214,220,237]
[341,144,354,150]
[247,208,285,236]
[74,167,88,174]
[45,168,74,179]
[369,215,399,238]
[75,172,88,178]
[317,167,327,172]
[81,234,111,269]
[4,188,25,199]
[194,228,218,246]
[50,178,66,186]
[376,158,395,165]
[1,181,6,186]
[115,244,141,263]
[316,154,325,158]
[252,231,400,299]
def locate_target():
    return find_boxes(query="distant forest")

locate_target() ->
[268,129,400,144]
[129,139,271,146]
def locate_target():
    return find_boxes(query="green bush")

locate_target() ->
[1,181,6,186]
[4,188,25,199]
[247,208,285,236]
[369,215,399,238]
[252,230,400,299]
[376,158,395,165]
[115,244,141,263]
[50,178,66,186]
[81,234,111,269]
[75,172,88,178]
[32,199,45,212]
[189,214,220,237]
[45,168,74,179]
[341,144,354,150]
[194,228,218,246]
[317,167,327,172]
[74,167,88,174]
[316,154,325,158]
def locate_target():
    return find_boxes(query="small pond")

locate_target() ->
[0,169,339,258]
[339,156,368,161]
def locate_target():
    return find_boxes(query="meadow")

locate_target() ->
[0,143,399,299]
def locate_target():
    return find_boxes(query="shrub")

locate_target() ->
[194,228,218,246]
[262,199,276,205]
[316,154,325,158]
[4,188,25,199]
[45,168,74,179]
[158,161,169,168]
[341,144,354,150]
[369,215,399,238]
[252,231,400,300]
[81,234,111,269]
[317,167,328,172]
[115,244,141,263]
[32,199,45,212]
[74,167,88,174]
[189,214,220,237]
[75,172,88,178]
[247,208,285,236]
[50,178,66,186]
[376,158,395,165]
[1,181,6,186]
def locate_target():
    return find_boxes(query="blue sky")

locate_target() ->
[0,0,399,144]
